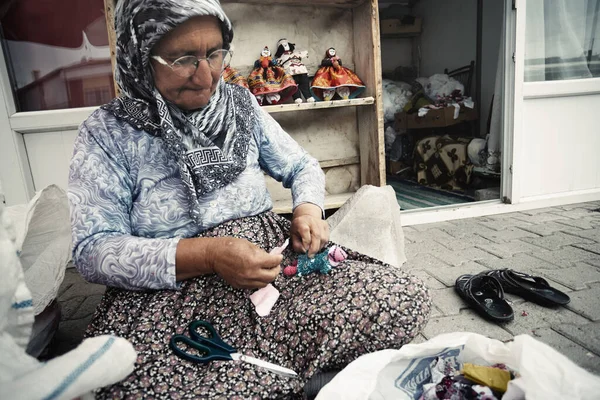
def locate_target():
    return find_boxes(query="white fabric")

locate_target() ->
[382,79,412,123]
[316,332,600,400]
[426,74,464,98]
[0,182,137,399]
[5,185,71,315]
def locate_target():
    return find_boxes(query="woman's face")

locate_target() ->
[151,16,223,111]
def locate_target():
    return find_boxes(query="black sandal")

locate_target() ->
[455,274,514,323]
[484,269,570,307]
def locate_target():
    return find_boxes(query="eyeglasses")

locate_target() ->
[151,49,232,78]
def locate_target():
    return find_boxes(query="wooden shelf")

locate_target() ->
[272,192,355,214]
[222,0,366,7]
[263,97,374,114]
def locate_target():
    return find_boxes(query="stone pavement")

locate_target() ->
[49,201,600,375]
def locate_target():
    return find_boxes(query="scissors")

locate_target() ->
[169,320,298,378]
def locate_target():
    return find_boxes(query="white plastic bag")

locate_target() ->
[316,332,600,400]
[4,185,72,314]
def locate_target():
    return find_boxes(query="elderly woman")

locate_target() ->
[68,0,430,398]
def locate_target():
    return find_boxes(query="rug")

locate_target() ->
[387,177,475,210]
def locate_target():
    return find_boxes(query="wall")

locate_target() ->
[520,93,600,199]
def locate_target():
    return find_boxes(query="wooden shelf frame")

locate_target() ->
[263,97,374,113]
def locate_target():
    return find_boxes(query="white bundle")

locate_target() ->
[382,79,412,123]
[427,74,464,99]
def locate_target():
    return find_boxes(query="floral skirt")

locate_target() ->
[86,212,431,399]
[248,66,298,102]
[310,66,366,101]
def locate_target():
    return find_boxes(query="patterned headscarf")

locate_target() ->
[102,0,252,224]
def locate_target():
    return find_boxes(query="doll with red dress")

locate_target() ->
[222,64,249,89]
[275,38,314,103]
[310,47,365,101]
[248,46,298,105]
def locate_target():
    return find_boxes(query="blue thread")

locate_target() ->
[43,337,116,400]
[297,250,331,276]
[12,299,33,309]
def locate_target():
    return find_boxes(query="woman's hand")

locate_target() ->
[176,237,282,289]
[290,203,329,257]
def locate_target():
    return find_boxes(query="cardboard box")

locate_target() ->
[380,17,422,36]
[395,106,477,130]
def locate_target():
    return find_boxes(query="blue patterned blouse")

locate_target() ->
[68,99,325,291]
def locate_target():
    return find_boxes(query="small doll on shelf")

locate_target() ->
[248,46,298,105]
[275,38,315,103]
[222,64,249,89]
[310,47,366,101]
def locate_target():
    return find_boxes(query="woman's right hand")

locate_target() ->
[208,237,282,289]
[176,237,282,289]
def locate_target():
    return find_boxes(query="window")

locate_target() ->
[525,0,600,82]
[1,0,115,112]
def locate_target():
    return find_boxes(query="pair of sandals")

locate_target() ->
[455,269,571,323]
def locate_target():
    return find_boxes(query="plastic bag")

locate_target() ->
[316,332,600,400]
[4,185,71,314]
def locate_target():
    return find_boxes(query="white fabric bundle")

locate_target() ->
[4,185,72,315]
[426,74,465,99]
[0,182,137,399]
[382,79,412,123]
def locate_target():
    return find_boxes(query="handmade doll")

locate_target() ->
[283,245,348,277]
[310,47,366,101]
[222,64,249,89]
[275,38,314,103]
[248,46,298,105]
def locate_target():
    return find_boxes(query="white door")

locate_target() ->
[513,0,600,203]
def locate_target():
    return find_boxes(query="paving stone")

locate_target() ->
[57,269,83,297]
[573,242,600,255]
[69,294,103,320]
[404,253,451,271]
[520,232,594,251]
[477,252,564,271]
[60,296,86,320]
[405,241,450,259]
[519,221,581,236]
[541,263,600,290]
[563,286,600,321]
[475,241,549,259]
[422,309,513,341]
[410,334,428,344]
[439,223,498,239]
[512,212,569,224]
[59,279,106,300]
[431,287,468,316]
[584,256,600,268]
[502,302,589,336]
[557,202,600,211]
[425,262,491,287]
[408,268,447,289]
[531,246,600,268]
[409,221,457,233]
[474,216,535,232]
[430,247,500,267]
[553,322,600,356]
[519,207,563,216]
[46,317,93,358]
[477,227,540,244]
[566,227,600,243]
[528,328,600,374]
[436,236,495,251]
[430,306,444,318]
[555,218,598,230]
[549,209,600,220]
[404,228,455,244]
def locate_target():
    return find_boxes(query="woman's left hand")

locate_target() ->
[290,203,329,257]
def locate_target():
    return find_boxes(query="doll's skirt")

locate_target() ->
[85,211,431,399]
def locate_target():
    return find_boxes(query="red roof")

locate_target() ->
[1,0,109,48]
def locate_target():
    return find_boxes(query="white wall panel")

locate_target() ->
[520,94,600,198]
[23,130,78,192]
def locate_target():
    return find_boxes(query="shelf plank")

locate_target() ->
[272,192,354,214]
[381,32,420,39]
[222,0,365,7]
[263,97,374,114]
